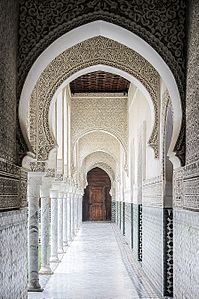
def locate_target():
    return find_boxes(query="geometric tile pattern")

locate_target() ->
[0,209,28,298]
[138,204,142,262]
[111,201,116,223]
[163,208,173,297]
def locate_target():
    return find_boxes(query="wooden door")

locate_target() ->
[89,186,106,221]
[82,167,111,221]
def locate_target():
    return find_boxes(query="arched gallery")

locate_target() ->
[0,1,198,298]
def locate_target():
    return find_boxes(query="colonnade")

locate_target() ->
[27,172,83,292]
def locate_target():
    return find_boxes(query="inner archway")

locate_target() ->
[83,167,111,221]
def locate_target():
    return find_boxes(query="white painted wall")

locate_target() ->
[127,84,161,203]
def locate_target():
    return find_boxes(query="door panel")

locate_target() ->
[82,167,111,221]
[89,187,106,221]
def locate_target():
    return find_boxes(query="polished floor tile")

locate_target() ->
[28,222,154,299]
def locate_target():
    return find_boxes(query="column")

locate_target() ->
[58,191,64,253]
[72,192,76,237]
[73,192,77,234]
[50,190,59,262]
[67,191,72,242]
[76,192,79,232]
[39,183,53,275]
[70,192,74,240]
[80,193,83,225]
[78,193,83,229]
[63,192,68,248]
[28,173,43,292]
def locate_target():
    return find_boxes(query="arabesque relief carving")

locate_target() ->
[29,36,160,161]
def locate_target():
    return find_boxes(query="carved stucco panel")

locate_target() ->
[82,151,117,175]
[29,36,160,161]
[77,130,121,166]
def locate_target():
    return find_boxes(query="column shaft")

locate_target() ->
[70,194,74,240]
[63,193,68,247]
[76,195,79,231]
[28,194,43,291]
[67,193,72,242]
[73,194,76,234]
[40,196,52,274]
[72,194,76,236]
[58,193,64,253]
[50,194,59,262]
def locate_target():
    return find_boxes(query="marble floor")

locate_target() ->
[29,222,159,299]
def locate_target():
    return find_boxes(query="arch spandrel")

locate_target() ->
[29,36,160,161]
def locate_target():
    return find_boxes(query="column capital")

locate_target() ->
[63,192,68,199]
[27,172,43,198]
[40,182,51,197]
[50,189,58,198]
[58,191,64,199]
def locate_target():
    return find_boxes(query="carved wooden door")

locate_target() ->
[89,186,106,221]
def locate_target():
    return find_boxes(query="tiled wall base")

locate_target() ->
[132,204,142,261]
[119,202,125,235]
[111,201,116,222]
[117,203,173,297]
[132,204,139,260]
[0,209,28,299]
[174,209,199,299]
[142,206,163,294]
[124,203,132,247]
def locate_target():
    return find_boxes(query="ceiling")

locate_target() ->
[70,71,130,94]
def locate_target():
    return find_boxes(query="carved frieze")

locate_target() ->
[19,168,28,208]
[75,102,125,167]
[174,162,199,211]
[45,168,55,177]
[29,161,46,172]
[173,167,184,209]
[142,176,163,207]
[18,0,186,103]
[0,160,23,210]
[161,90,172,179]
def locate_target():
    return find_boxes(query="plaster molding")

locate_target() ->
[28,36,160,161]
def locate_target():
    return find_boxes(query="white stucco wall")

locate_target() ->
[128,85,161,203]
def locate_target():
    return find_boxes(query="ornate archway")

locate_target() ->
[22,36,160,161]
[18,20,184,166]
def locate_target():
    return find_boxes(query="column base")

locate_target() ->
[39,266,53,275]
[66,239,71,246]
[28,280,43,292]
[50,256,60,263]
[63,246,69,253]
[58,248,64,254]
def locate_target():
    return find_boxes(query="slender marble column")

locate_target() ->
[50,190,59,262]
[80,193,83,228]
[77,194,80,230]
[58,191,64,253]
[63,192,68,248]
[76,193,79,232]
[67,192,72,242]
[75,191,78,233]
[78,193,82,229]
[72,193,76,236]
[70,193,74,240]
[39,183,53,275]
[73,193,77,235]
[28,173,43,292]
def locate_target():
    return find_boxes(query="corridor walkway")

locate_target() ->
[29,222,159,299]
